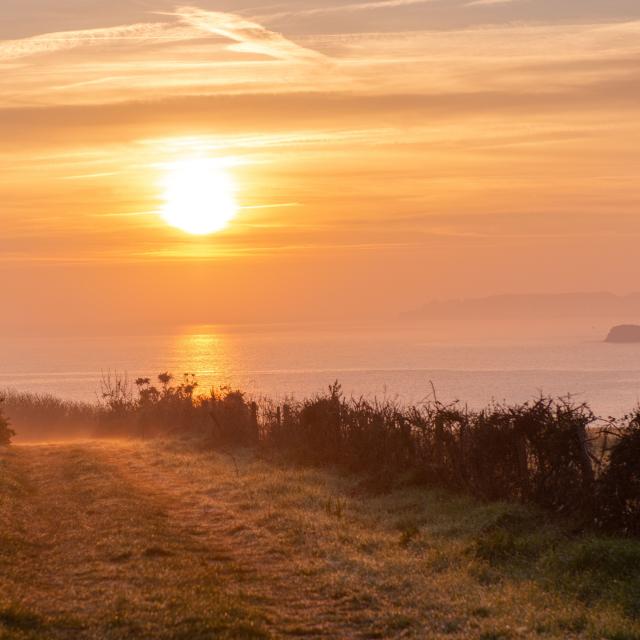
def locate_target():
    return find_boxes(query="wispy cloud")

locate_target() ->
[0,6,332,109]
[0,23,182,61]
[0,6,325,65]
[59,172,119,181]
[170,6,325,61]
[464,0,522,6]
[259,0,439,20]
[3,5,639,111]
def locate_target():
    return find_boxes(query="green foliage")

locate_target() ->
[464,502,640,619]
[557,537,640,581]
[549,536,640,617]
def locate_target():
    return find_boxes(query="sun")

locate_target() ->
[161,158,238,235]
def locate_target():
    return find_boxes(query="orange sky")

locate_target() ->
[2,1,639,331]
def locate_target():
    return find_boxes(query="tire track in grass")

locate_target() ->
[0,442,269,640]
[102,441,386,638]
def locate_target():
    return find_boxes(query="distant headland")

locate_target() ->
[403,292,640,322]
[605,325,640,343]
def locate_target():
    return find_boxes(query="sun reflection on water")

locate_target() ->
[170,328,240,391]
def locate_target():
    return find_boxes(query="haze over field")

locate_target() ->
[2,0,640,332]
[4,5,640,639]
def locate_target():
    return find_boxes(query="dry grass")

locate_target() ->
[0,442,268,639]
[1,440,639,639]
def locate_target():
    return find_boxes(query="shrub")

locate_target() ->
[95,372,256,444]
[255,389,601,519]
[208,387,259,447]
[0,397,15,445]
[134,373,207,437]
[597,411,640,535]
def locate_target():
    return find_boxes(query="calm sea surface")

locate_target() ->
[1,326,640,417]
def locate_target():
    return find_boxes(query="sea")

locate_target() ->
[1,325,640,418]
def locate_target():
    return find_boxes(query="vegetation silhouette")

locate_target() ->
[2,390,99,442]
[0,397,15,445]
[4,373,640,535]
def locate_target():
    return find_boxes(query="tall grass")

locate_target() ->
[2,390,99,441]
[3,373,640,534]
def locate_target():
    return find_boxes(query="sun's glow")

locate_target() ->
[161,158,238,235]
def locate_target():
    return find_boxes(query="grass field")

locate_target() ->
[1,440,639,639]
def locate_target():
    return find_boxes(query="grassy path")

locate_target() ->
[0,442,268,639]
[1,441,639,639]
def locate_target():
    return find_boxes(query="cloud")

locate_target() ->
[0,22,180,61]
[170,6,325,61]
[464,0,521,6]
[259,0,439,20]
[0,6,331,110]
[2,6,639,111]
[0,6,325,66]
